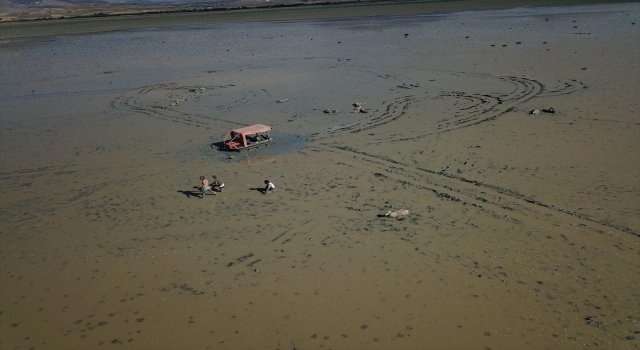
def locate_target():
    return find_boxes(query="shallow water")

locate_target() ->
[1,3,639,350]
[202,131,310,163]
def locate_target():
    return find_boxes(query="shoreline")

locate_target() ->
[1,0,636,39]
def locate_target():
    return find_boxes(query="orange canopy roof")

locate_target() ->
[231,124,272,135]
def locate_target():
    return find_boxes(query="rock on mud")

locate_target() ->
[385,209,410,218]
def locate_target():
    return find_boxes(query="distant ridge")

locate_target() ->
[1,0,368,21]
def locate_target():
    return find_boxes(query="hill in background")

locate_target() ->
[0,0,348,21]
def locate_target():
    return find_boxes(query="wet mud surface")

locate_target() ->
[203,131,310,163]
[1,3,639,350]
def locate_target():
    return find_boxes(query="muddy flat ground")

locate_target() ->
[1,3,639,350]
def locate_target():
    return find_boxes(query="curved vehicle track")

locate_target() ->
[111,83,261,127]
[325,145,638,238]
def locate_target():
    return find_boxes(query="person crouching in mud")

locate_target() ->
[211,175,224,192]
[264,180,275,195]
[200,176,217,199]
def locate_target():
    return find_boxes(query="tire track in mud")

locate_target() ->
[432,91,504,130]
[327,146,637,238]
[313,76,587,143]
[538,79,587,97]
[311,66,418,137]
[111,83,258,127]
[311,75,538,141]
[387,75,538,136]
[324,95,414,136]
[225,219,318,270]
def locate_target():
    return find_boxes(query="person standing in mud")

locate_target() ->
[263,179,275,195]
[200,176,216,199]
[211,175,224,192]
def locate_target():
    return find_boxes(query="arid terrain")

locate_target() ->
[1,2,639,350]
